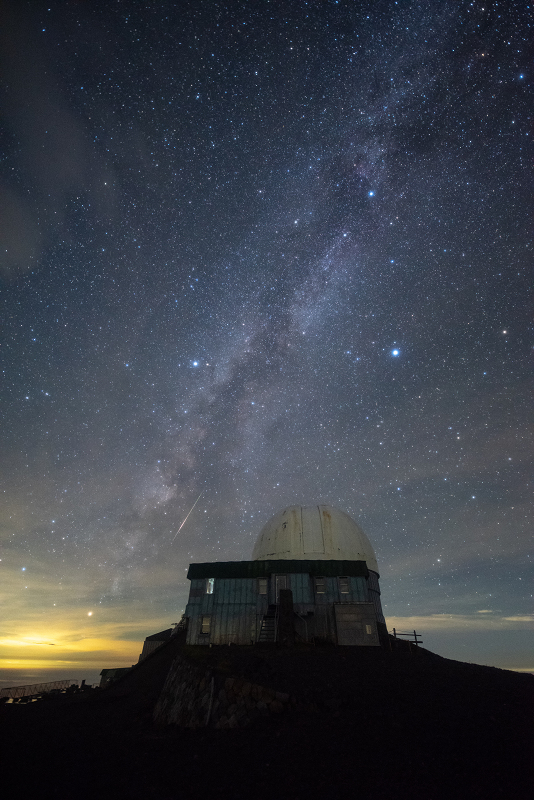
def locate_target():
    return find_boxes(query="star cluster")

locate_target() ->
[1,0,532,683]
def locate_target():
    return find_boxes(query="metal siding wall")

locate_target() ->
[205,577,258,644]
[186,572,381,645]
[188,579,204,604]
[335,603,381,646]
[350,576,368,602]
[288,572,312,604]
[257,594,268,614]
[367,570,385,624]
[227,578,236,604]
[323,577,338,605]
[185,579,207,644]
[185,602,193,644]
[314,605,336,643]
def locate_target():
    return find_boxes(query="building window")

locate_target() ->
[339,577,350,594]
[258,577,268,595]
[366,624,373,635]
[314,576,326,594]
[200,615,211,635]
[205,577,215,594]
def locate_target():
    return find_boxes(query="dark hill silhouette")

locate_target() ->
[1,633,532,799]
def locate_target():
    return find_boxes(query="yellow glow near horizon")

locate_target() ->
[0,609,171,680]
[0,635,139,666]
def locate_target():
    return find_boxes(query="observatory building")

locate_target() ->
[184,505,386,646]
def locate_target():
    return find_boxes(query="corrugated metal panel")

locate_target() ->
[186,567,384,645]
[296,575,369,605]
[186,575,259,644]
[368,590,385,623]
[289,572,313,604]
[213,577,257,605]
[314,605,336,643]
[367,570,385,624]
[209,605,256,645]
[334,603,380,646]
[350,576,368,602]
[187,559,368,580]
[313,576,337,604]
[367,570,380,592]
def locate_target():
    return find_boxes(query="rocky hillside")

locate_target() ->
[2,635,532,799]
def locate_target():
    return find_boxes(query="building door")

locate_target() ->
[274,574,287,602]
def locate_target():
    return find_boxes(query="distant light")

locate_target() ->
[192,361,199,366]
[22,567,26,571]
[392,349,399,356]
[519,74,524,79]
[368,191,374,196]
[88,612,93,616]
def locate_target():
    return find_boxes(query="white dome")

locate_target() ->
[252,505,379,573]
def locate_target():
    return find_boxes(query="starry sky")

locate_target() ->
[1,0,532,687]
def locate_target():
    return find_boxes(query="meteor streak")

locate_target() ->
[171,492,204,543]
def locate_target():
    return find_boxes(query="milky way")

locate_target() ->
[1,1,532,683]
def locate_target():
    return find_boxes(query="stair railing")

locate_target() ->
[293,610,309,642]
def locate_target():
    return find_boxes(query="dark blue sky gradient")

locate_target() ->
[1,0,532,683]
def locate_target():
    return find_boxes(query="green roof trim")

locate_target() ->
[187,559,369,580]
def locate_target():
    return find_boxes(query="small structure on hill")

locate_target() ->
[184,505,386,646]
[138,628,173,662]
[99,667,132,688]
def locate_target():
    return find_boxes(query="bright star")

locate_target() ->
[392,349,399,356]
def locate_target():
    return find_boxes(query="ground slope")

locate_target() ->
[1,636,532,800]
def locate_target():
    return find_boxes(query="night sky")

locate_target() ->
[1,0,532,687]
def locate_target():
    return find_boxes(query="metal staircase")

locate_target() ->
[258,605,278,642]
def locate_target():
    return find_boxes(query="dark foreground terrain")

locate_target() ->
[1,635,533,800]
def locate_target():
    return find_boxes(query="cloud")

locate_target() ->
[0,4,119,277]
[386,613,534,631]
[0,185,42,279]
